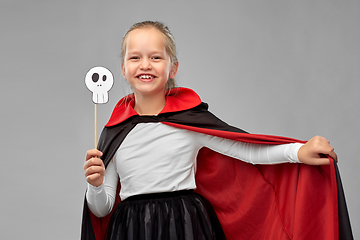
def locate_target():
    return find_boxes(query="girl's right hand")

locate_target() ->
[84,149,105,187]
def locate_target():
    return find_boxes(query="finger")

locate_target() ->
[84,157,104,172]
[85,164,105,174]
[319,144,337,162]
[85,170,104,180]
[84,157,104,170]
[327,150,338,162]
[315,156,331,165]
[85,165,105,177]
[86,172,103,182]
[85,149,103,161]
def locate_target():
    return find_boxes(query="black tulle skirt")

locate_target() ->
[104,190,226,240]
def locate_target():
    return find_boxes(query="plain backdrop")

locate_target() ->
[1,0,359,239]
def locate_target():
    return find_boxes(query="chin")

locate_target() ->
[134,86,166,96]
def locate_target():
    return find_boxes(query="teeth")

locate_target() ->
[139,75,154,79]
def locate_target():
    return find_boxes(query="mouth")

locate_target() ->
[136,74,156,82]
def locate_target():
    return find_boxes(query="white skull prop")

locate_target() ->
[85,66,114,104]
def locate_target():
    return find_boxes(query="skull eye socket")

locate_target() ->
[92,73,99,82]
[103,75,107,81]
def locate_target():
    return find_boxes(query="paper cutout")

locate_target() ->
[85,66,114,104]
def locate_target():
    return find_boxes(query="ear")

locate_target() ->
[121,62,126,79]
[169,61,179,79]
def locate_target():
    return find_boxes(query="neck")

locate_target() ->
[133,91,166,116]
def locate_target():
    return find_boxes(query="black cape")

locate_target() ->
[81,88,353,240]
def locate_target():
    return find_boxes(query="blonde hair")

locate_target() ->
[121,21,178,91]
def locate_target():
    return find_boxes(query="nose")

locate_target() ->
[140,59,152,70]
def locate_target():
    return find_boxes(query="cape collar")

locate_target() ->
[105,87,202,127]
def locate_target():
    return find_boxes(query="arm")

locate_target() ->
[84,150,119,217]
[194,132,303,164]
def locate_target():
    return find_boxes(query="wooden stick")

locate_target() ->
[94,103,97,149]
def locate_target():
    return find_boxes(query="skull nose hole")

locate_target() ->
[102,75,107,82]
[92,73,99,82]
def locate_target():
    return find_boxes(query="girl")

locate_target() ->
[82,21,341,240]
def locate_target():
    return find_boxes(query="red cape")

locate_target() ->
[81,88,352,240]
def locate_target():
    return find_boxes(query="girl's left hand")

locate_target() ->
[298,136,337,165]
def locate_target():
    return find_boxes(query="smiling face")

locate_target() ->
[121,27,178,98]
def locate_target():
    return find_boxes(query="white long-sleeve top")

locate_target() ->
[86,122,303,217]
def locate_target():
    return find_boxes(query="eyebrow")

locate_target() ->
[126,50,165,55]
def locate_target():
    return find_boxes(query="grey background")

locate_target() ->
[1,0,359,239]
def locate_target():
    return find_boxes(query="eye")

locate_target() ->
[129,56,140,60]
[152,56,161,60]
[92,73,99,82]
[102,75,107,81]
